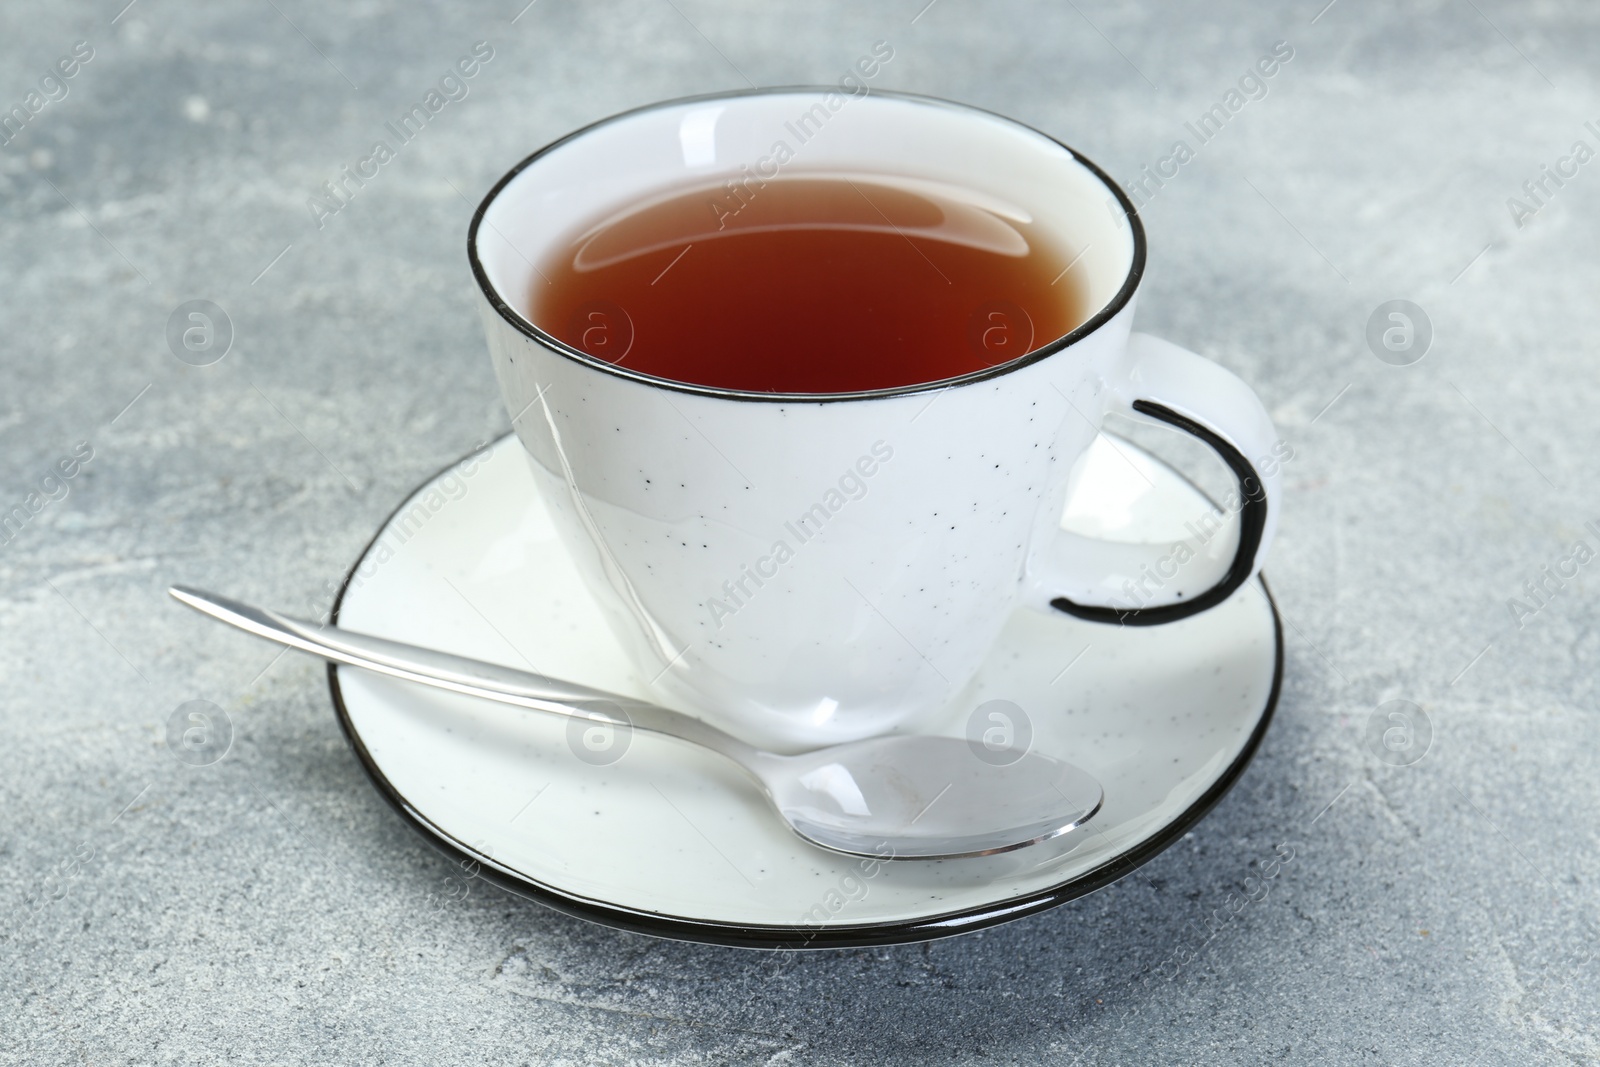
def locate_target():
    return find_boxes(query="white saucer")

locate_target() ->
[329,433,1282,948]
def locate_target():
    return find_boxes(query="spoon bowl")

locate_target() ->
[767,734,1101,859]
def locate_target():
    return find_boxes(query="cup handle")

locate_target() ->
[1031,332,1283,626]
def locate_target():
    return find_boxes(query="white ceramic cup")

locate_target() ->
[470,89,1281,751]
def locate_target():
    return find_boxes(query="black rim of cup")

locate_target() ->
[466,86,1148,404]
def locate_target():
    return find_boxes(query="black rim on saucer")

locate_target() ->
[466,86,1147,406]
[325,436,1284,950]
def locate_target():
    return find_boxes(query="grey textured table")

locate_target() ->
[4,1,1597,1063]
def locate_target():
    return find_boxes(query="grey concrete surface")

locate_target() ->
[3,1,1598,1063]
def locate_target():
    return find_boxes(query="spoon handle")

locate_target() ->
[168,585,762,767]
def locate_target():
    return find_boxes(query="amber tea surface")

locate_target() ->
[530,175,1090,394]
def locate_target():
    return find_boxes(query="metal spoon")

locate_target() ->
[169,585,1102,861]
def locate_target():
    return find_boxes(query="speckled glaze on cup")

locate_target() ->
[470,88,1282,751]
